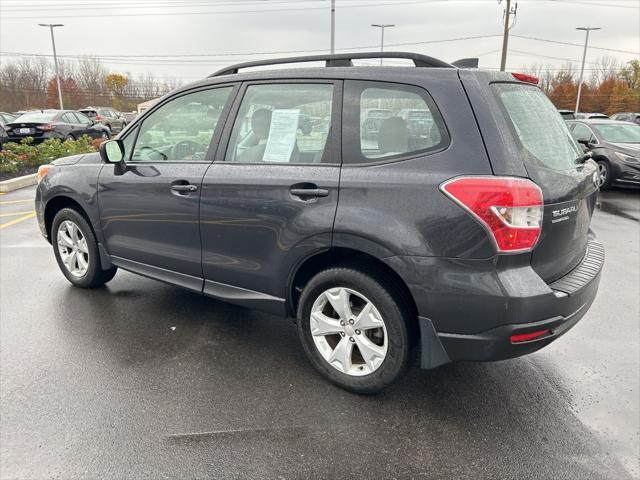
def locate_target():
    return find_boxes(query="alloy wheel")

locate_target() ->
[57,220,89,277]
[597,162,608,187]
[310,287,388,376]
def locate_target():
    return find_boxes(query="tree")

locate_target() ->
[46,76,85,109]
[105,73,129,111]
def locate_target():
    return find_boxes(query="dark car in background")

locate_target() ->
[568,119,640,189]
[558,109,576,120]
[611,112,640,125]
[0,112,18,149]
[35,53,604,393]
[78,107,127,134]
[5,110,111,144]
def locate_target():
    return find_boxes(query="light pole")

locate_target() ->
[330,0,335,54]
[38,23,64,110]
[371,24,395,65]
[575,26,601,114]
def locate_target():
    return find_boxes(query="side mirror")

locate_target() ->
[100,139,125,164]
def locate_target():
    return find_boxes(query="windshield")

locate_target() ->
[493,83,582,171]
[12,111,59,123]
[593,123,640,143]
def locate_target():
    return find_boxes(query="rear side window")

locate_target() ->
[493,83,582,171]
[225,83,334,164]
[343,81,448,164]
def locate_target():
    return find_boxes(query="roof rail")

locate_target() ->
[209,51,454,77]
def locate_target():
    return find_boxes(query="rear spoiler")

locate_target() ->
[452,58,479,68]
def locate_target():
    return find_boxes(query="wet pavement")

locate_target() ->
[1,186,638,480]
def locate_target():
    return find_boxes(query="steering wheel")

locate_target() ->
[173,140,204,160]
[139,145,167,161]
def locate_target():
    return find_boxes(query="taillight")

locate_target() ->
[37,123,54,131]
[94,115,103,121]
[440,176,544,253]
[511,72,539,85]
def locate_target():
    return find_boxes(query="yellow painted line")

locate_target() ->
[0,212,36,229]
[0,192,5,195]
[0,199,33,205]
[0,210,35,218]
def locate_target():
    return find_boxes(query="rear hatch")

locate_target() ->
[459,71,599,283]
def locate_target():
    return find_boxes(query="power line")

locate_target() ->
[512,35,638,55]
[0,33,503,61]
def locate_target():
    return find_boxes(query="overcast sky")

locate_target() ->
[0,0,638,83]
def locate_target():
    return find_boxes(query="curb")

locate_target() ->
[0,173,37,193]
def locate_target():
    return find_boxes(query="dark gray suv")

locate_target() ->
[35,53,604,393]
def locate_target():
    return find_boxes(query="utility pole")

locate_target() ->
[38,23,64,109]
[575,27,601,114]
[499,0,517,71]
[371,24,395,66]
[330,0,335,54]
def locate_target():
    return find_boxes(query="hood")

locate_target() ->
[608,142,640,156]
[51,153,87,166]
[50,151,103,166]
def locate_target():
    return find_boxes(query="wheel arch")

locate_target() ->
[44,195,92,242]
[288,247,419,340]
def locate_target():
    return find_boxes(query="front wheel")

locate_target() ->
[297,267,411,393]
[596,160,612,190]
[52,208,117,288]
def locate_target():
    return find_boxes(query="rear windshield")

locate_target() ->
[80,110,97,118]
[11,111,59,123]
[493,83,582,171]
[593,123,640,143]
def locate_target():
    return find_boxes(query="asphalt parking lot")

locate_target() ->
[1,186,638,480]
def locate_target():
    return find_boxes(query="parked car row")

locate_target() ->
[2,110,111,145]
[558,110,640,125]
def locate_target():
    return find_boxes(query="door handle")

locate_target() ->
[170,184,198,193]
[290,186,329,198]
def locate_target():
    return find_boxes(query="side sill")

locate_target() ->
[110,255,203,293]
[203,279,286,317]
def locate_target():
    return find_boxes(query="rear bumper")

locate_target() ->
[385,237,604,368]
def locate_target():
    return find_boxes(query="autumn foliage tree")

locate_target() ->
[105,73,129,111]
[528,58,640,114]
[45,76,85,109]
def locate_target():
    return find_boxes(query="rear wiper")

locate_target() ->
[575,151,593,164]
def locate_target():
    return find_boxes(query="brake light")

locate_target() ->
[94,115,103,121]
[510,329,551,343]
[37,123,54,131]
[511,72,539,85]
[440,176,544,252]
[37,165,51,183]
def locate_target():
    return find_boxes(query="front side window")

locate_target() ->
[225,83,334,164]
[571,123,595,143]
[131,87,232,162]
[343,81,448,164]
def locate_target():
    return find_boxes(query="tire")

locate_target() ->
[100,130,110,140]
[52,208,117,288]
[65,134,75,141]
[596,160,612,190]
[297,266,411,394]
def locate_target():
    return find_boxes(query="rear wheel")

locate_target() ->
[297,267,410,393]
[65,134,75,141]
[100,131,110,140]
[596,160,612,190]
[52,208,117,288]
